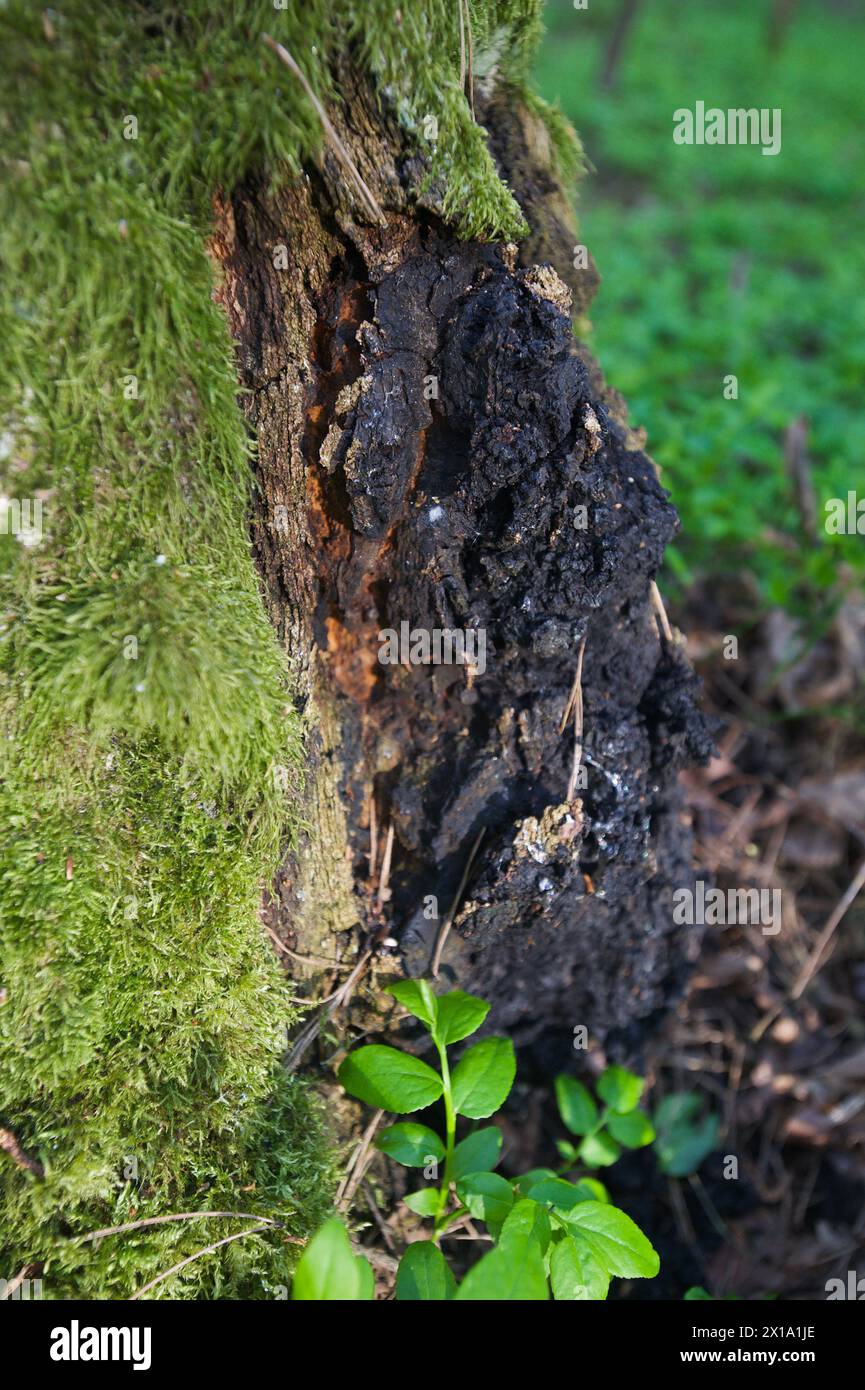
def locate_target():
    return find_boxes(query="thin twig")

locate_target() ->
[262,34,387,227]
[361,1179,397,1252]
[368,792,378,881]
[0,1127,44,1179]
[461,0,475,115]
[431,826,486,978]
[650,579,673,644]
[559,643,585,734]
[78,1210,295,1243]
[129,1225,273,1300]
[337,1108,385,1211]
[330,946,374,1012]
[376,822,395,913]
[791,855,865,1000]
[264,932,346,970]
[566,635,587,803]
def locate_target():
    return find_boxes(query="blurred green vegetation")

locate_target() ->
[534,0,865,614]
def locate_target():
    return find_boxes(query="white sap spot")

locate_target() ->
[428,506,444,523]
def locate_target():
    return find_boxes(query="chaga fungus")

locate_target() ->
[217,83,714,1058]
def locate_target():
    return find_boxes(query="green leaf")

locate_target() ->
[396,1241,457,1300]
[292,1220,364,1301]
[555,1074,598,1135]
[684,1286,713,1301]
[573,1177,609,1204]
[654,1093,718,1177]
[566,1202,660,1279]
[433,990,490,1045]
[655,1093,702,1128]
[596,1065,644,1114]
[376,1122,445,1168]
[453,1126,502,1178]
[455,1235,549,1301]
[403,1188,442,1218]
[386,979,438,1030]
[607,1109,655,1149]
[499,1198,551,1255]
[455,1171,514,1237]
[355,1256,375,1301]
[578,1130,622,1168]
[527,1176,596,1212]
[451,1036,515,1118]
[550,1235,610,1301]
[338,1045,443,1113]
[512,1167,558,1194]
[555,1138,580,1164]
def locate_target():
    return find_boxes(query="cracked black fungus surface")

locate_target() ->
[314,231,714,1051]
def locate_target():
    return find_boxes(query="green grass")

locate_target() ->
[0,0,566,1297]
[534,0,865,616]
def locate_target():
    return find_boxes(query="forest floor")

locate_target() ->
[537,0,865,1301]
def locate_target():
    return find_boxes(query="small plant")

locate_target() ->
[652,1092,718,1178]
[309,979,660,1300]
[554,1066,656,1170]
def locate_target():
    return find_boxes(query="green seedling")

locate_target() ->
[554,1066,656,1170]
[329,981,660,1301]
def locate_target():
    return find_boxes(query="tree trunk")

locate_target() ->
[212,69,712,1061]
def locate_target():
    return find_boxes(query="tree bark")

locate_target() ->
[212,70,712,1061]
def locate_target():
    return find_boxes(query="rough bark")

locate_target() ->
[212,72,712,1059]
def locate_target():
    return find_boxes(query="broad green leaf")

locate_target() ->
[355,1255,375,1300]
[566,1202,660,1279]
[376,1122,445,1168]
[451,1036,515,1118]
[386,979,437,1029]
[396,1241,456,1300]
[434,990,490,1045]
[607,1109,655,1148]
[573,1177,609,1204]
[513,1167,557,1194]
[455,1234,548,1301]
[338,1045,443,1113]
[499,1198,551,1255]
[403,1188,442,1217]
[453,1126,502,1178]
[527,1176,596,1212]
[550,1235,610,1301]
[292,1220,362,1301]
[597,1065,644,1114]
[455,1171,514,1237]
[578,1130,622,1168]
[555,1074,598,1135]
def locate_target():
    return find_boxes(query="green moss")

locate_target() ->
[0,0,572,1295]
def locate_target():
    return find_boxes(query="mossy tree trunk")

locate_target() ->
[214,66,711,1063]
